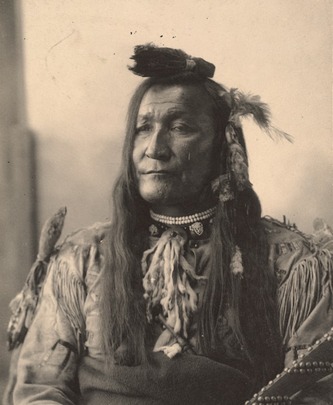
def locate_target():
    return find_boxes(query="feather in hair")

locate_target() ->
[229,89,293,142]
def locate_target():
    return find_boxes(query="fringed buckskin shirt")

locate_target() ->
[10,218,333,405]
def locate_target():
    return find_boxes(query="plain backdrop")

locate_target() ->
[21,0,332,235]
[0,0,331,395]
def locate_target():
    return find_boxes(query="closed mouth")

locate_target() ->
[144,170,172,174]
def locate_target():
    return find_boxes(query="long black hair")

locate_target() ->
[99,72,283,389]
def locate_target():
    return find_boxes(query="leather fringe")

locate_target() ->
[52,248,87,350]
[278,249,333,345]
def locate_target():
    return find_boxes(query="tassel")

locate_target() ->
[129,43,215,78]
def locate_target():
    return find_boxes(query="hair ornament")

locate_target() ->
[228,88,293,142]
[211,174,234,202]
[128,43,215,78]
[230,245,243,277]
[225,123,252,191]
[219,89,293,193]
[185,58,196,71]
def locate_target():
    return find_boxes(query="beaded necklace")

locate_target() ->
[149,206,217,239]
[149,206,217,226]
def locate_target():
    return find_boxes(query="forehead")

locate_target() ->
[138,84,214,116]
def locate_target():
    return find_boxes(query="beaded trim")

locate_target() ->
[148,217,214,241]
[245,326,333,405]
[149,206,217,226]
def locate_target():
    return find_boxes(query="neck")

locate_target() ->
[151,205,206,217]
[151,189,216,217]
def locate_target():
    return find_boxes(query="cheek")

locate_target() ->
[132,141,144,171]
[183,141,215,177]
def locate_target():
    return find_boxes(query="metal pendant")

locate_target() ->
[189,221,204,236]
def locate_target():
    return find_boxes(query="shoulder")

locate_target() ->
[260,216,310,246]
[261,216,333,348]
[54,221,112,264]
[260,216,315,284]
[261,215,333,253]
[48,220,112,286]
[44,221,112,338]
[61,220,112,249]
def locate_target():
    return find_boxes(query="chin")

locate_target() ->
[140,191,178,206]
[138,179,210,208]
[138,184,179,206]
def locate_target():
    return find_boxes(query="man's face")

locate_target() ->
[132,84,217,211]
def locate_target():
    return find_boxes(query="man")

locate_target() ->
[6,45,333,404]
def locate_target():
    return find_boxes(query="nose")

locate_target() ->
[145,126,171,161]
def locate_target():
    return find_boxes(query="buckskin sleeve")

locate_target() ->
[244,218,333,404]
[13,242,87,405]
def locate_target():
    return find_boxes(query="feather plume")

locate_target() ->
[129,43,215,78]
[229,89,293,142]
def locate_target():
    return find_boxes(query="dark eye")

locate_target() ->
[170,124,193,134]
[135,124,152,134]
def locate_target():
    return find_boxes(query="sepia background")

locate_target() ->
[0,0,332,393]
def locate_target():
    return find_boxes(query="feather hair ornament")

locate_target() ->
[129,43,215,78]
[228,88,293,143]
[212,89,293,195]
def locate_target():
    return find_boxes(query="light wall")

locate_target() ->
[21,0,332,236]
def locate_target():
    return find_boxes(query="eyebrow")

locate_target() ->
[137,108,192,122]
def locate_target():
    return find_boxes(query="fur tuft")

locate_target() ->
[129,43,215,78]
